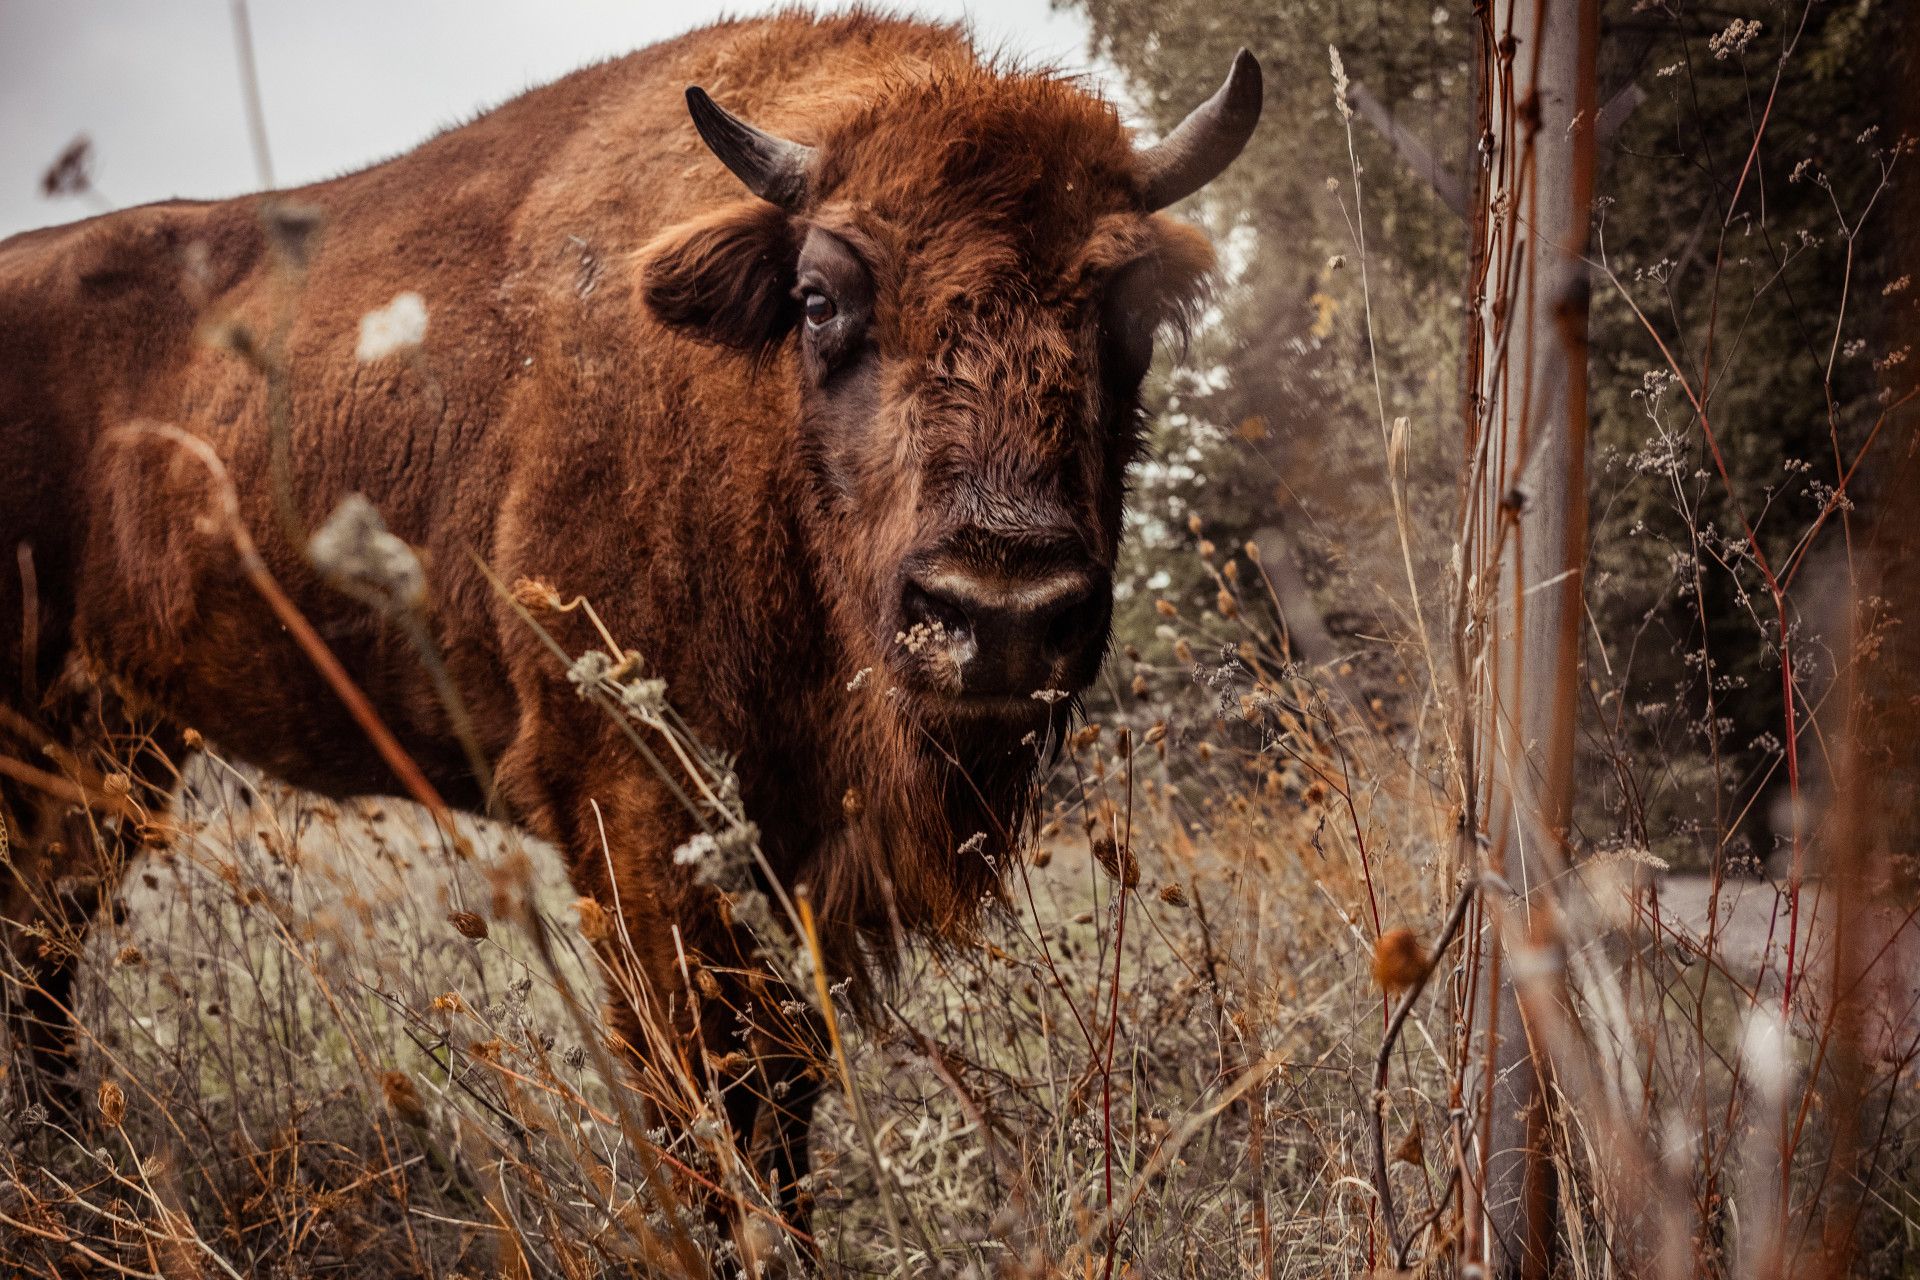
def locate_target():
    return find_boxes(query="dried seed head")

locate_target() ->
[1091,835,1140,888]
[308,494,426,612]
[382,1071,429,1127]
[1216,589,1238,619]
[447,910,489,941]
[1243,540,1263,563]
[355,290,428,362]
[41,135,94,198]
[1393,1117,1426,1167]
[115,945,144,968]
[97,1080,126,1127]
[1155,599,1179,619]
[1186,512,1204,535]
[511,576,565,611]
[1372,928,1428,994]
[1157,881,1188,907]
[1071,723,1101,751]
[572,897,611,942]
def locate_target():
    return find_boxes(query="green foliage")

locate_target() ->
[1069,0,1471,682]
[1583,0,1909,866]
[1076,0,1912,870]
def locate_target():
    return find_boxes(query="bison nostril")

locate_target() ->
[1040,584,1107,660]
[900,577,971,640]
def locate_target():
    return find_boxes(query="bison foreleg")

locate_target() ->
[0,710,172,1131]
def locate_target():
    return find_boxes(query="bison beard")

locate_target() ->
[0,9,1259,1261]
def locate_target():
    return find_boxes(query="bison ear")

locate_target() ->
[639,200,799,354]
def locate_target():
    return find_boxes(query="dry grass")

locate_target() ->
[5,562,1909,1278]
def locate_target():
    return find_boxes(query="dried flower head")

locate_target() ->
[1371,928,1427,994]
[1328,45,1352,119]
[356,290,428,362]
[41,135,94,198]
[674,832,719,866]
[572,896,611,942]
[308,494,427,612]
[382,1070,430,1128]
[97,1080,126,1127]
[447,910,489,940]
[1091,834,1140,887]
[511,576,565,611]
[1393,1118,1425,1167]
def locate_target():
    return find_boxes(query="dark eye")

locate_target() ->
[803,290,837,327]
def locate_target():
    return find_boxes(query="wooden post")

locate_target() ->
[1458,1,1599,1275]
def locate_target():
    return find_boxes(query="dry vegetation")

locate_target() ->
[3,542,1913,1277]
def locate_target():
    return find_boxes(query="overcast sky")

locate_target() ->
[0,0,1097,241]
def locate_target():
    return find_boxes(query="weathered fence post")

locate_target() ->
[1458,1,1599,1274]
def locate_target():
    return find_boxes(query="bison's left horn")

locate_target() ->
[1134,49,1264,211]
[685,86,815,209]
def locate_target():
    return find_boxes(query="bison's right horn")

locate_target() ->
[685,86,815,210]
[1134,49,1264,211]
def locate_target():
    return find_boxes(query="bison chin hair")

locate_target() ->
[799,676,1081,997]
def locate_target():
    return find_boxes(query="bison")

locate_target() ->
[0,7,1259,1250]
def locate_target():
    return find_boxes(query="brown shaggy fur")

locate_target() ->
[0,7,1230,1229]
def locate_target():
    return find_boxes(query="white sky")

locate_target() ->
[0,0,1097,240]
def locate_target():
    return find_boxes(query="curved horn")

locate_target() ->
[684,86,815,209]
[1135,49,1264,211]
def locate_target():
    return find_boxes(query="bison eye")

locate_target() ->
[802,290,837,327]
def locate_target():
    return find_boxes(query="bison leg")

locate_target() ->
[750,1004,824,1239]
[0,715,172,1127]
[711,967,828,1272]
[0,803,106,1124]
[586,896,825,1270]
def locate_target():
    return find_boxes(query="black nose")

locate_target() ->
[899,565,1111,698]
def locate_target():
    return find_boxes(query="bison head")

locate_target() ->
[644,52,1261,729]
